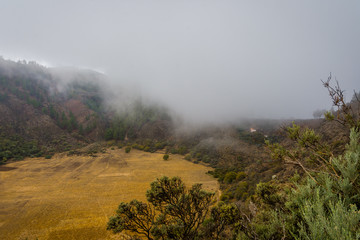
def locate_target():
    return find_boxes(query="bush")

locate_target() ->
[202,155,211,163]
[155,142,166,150]
[132,144,145,150]
[170,148,178,154]
[163,154,169,160]
[107,176,215,239]
[220,193,230,202]
[224,171,237,184]
[125,146,131,153]
[234,181,249,200]
[177,146,188,155]
[236,172,247,181]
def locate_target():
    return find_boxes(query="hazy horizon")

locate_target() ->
[1,1,359,122]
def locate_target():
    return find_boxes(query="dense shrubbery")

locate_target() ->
[0,134,42,163]
[124,146,131,153]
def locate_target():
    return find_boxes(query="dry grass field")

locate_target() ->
[0,149,219,240]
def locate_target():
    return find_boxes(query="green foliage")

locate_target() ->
[108,176,216,240]
[267,122,334,174]
[234,181,249,200]
[177,146,188,155]
[107,200,155,239]
[295,186,360,240]
[68,111,78,131]
[163,154,169,160]
[129,140,168,153]
[289,129,360,239]
[324,111,335,121]
[125,146,131,153]
[224,171,237,184]
[84,95,102,113]
[202,202,241,239]
[0,134,42,163]
[236,172,247,181]
[255,181,281,207]
[241,128,360,239]
[104,128,114,141]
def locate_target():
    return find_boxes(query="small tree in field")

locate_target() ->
[125,146,131,153]
[107,176,215,240]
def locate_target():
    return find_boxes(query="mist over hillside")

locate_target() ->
[1,1,359,122]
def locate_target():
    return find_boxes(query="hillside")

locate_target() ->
[0,58,173,163]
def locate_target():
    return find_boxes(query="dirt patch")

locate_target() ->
[98,173,131,177]
[0,166,16,171]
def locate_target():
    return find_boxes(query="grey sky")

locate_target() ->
[0,0,359,122]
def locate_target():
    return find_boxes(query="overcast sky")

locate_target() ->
[0,0,359,122]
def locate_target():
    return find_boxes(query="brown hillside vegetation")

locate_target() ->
[0,149,218,240]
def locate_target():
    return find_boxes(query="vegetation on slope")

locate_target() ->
[108,80,360,239]
[0,58,174,163]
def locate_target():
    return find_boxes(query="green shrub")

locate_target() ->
[235,181,249,200]
[155,142,166,150]
[202,155,211,163]
[224,171,237,184]
[163,154,169,160]
[177,146,188,155]
[236,171,247,181]
[125,146,131,153]
[255,181,280,206]
[170,148,178,154]
[220,193,230,202]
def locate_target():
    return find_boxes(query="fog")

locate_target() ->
[0,1,359,122]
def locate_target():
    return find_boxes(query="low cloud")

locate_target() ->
[0,1,359,123]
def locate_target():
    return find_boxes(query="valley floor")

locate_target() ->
[0,149,218,240]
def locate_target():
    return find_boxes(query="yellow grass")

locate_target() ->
[0,149,219,240]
